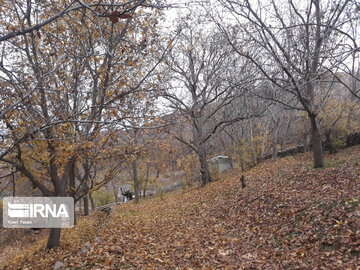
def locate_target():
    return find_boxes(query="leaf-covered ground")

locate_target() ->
[2,146,360,269]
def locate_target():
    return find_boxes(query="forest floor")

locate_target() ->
[1,146,360,269]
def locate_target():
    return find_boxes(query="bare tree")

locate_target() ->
[217,0,358,167]
[162,22,260,186]
[325,8,360,101]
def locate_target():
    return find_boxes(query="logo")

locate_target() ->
[8,202,69,218]
[2,197,74,228]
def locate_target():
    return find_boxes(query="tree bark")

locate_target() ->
[281,119,291,152]
[89,192,96,210]
[142,162,150,197]
[46,163,70,249]
[69,161,77,224]
[272,119,280,158]
[303,134,309,152]
[325,131,337,154]
[11,172,16,196]
[156,167,160,178]
[46,227,61,249]
[83,195,89,216]
[272,140,278,159]
[111,179,118,203]
[198,146,212,187]
[69,161,76,198]
[309,115,324,168]
[132,159,140,203]
[79,199,82,216]
[249,118,257,165]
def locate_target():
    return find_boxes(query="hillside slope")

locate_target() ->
[3,146,360,269]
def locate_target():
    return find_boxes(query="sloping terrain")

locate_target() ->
[2,146,360,269]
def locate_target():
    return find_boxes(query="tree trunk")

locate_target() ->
[156,167,160,178]
[142,162,150,197]
[272,141,277,159]
[260,139,266,161]
[198,146,212,187]
[47,228,61,249]
[111,179,118,203]
[69,160,77,224]
[79,199,82,216]
[71,199,77,225]
[132,159,140,203]
[272,119,280,159]
[249,118,257,165]
[271,127,278,159]
[325,131,337,154]
[192,105,211,186]
[89,192,96,210]
[303,134,309,152]
[11,172,16,196]
[46,165,69,249]
[240,159,245,172]
[281,137,287,152]
[69,161,76,198]
[83,195,89,216]
[309,115,324,168]
[281,119,291,151]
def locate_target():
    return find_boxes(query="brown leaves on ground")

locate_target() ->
[0,228,47,265]
[1,212,106,270]
[3,146,360,269]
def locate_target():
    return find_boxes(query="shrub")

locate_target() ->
[93,189,115,206]
[346,132,360,147]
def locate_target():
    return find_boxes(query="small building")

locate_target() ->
[208,156,233,173]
